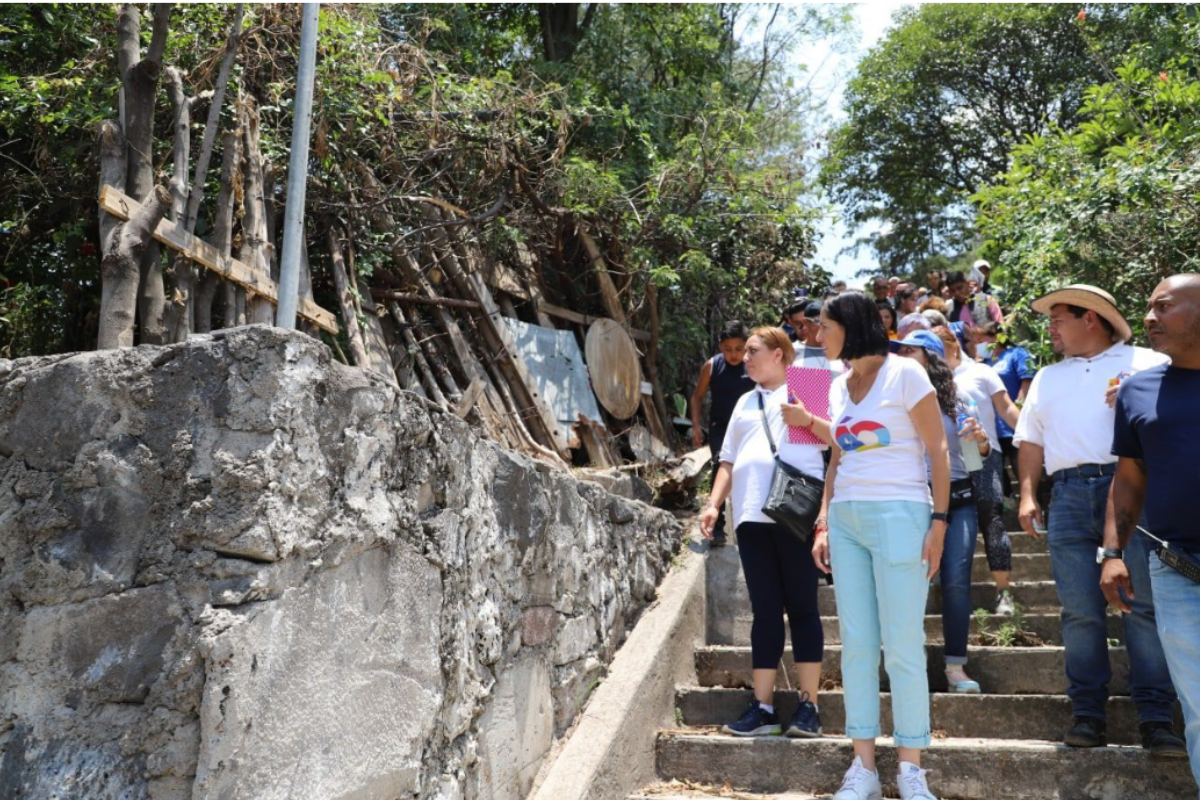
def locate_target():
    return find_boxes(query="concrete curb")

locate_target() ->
[528,538,707,800]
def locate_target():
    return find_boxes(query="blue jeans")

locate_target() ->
[939,502,978,665]
[1149,551,1200,795]
[1047,474,1176,723]
[829,500,932,749]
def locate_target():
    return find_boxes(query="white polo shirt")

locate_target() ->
[719,384,825,529]
[1013,343,1168,475]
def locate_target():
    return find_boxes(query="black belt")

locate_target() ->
[1051,463,1116,483]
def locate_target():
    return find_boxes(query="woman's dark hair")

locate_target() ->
[824,291,890,360]
[718,320,748,342]
[922,350,959,417]
[896,287,917,304]
[876,299,898,332]
[784,300,809,319]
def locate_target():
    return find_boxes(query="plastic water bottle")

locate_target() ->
[957,399,984,472]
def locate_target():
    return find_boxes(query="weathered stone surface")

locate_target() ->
[0,326,682,800]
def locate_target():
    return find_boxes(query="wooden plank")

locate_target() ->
[432,209,572,460]
[99,184,339,334]
[454,378,485,419]
[537,301,651,342]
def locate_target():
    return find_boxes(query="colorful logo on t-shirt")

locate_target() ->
[835,416,891,452]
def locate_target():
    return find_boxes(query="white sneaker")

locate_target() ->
[995,590,1015,616]
[833,756,882,800]
[897,762,938,800]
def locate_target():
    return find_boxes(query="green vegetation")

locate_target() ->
[0,3,848,402]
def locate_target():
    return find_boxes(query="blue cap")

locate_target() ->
[890,329,945,358]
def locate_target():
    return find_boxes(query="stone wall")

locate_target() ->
[0,326,682,800]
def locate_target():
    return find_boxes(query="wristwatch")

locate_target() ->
[1096,547,1124,564]
[931,511,948,523]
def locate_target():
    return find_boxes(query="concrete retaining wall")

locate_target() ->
[0,326,683,800]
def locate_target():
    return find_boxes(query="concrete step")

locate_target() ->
[675,688,1183,746]
[726,610,1122,648]
[628,788,884,800]
[971,552,1050,582]
[655,732,1195,800]
[811,581,1060,616]
[1003,531,1047,555]
[696,644,1131,696]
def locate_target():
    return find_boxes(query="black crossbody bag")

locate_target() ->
[757,393,825,545]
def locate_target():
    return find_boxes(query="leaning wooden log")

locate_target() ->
[328,227,369,368]
[429,208,571,459]
[657,446,713,496]
[576,414,619,468]
[239,96,274,325]
[388,302,447,410]
[373,291,483,311]
[99,184,170,349]
[580,227,672,449]
[410,312,462,404]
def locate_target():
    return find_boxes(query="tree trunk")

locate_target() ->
[119,3,171,345]
[328,227,369,367]
[165,66,194,342]
[239,97,274,325]
[197,129,241,332]
[183,3,244,235]
[98,120,126,256]
[99,186,170,349]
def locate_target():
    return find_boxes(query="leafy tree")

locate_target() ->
[822,3,1176,275]
[976,16,1200,358]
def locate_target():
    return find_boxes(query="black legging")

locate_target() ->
[737,521,824,669]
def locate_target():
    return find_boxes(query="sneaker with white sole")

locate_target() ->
[897,762,938,800]
[832,756,882,800]
[995,589,1015,616]
[945,666,981,693]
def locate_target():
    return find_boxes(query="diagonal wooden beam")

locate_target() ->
[99,184,339,333]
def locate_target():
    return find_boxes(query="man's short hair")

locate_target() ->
[1064,303,1116,337]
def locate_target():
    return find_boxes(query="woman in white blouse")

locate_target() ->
[812,293,951,800]
[700,327,829,739]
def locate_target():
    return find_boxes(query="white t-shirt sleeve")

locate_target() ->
[982,366,1006,398]
[899,358,936,411]
[718,394,746,463]
[1013,371,1045,447]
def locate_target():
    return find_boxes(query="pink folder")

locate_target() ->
[786,366,832,445]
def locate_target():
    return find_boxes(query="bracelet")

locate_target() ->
[704,499,720,511]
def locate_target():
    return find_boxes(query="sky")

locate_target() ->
[802,3,907,287]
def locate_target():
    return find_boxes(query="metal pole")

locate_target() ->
[276,2,320,330]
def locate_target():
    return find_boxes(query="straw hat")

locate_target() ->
[1031,284,1132,343]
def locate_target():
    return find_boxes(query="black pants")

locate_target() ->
[999,436,1018,498]
[737,521,824,669]
[708,425,728,539]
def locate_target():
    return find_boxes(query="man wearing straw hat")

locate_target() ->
[1014,284,1186,757]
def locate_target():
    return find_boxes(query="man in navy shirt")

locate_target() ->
[1104,274,1200,784]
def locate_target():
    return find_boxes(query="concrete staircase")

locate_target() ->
[630,529,1196,800]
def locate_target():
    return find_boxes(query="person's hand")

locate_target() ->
[812,524,832,574]
[1100,557,1134,613]
[923,520,947,580]
[1105,382,1119,408]
[699,504,719,539]
[1019,495,1044,538]
[691,428,704,448]
[781,400,812,428]
[958,416,987,444]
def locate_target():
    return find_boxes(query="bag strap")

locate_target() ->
[756,391,779,459]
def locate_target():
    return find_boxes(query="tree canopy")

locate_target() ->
[821,3,1181,277]
[0,3,849,402]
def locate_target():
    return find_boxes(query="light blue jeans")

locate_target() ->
[1149,550,1200,797]
[829,500,932,749]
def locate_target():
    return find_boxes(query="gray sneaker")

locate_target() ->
[995,590,1015,616]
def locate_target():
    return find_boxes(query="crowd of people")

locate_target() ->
[692,267,1200,800]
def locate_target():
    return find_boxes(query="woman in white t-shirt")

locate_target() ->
[810,293,952,800]
[932,326,1022,616]
[700,328,827,740]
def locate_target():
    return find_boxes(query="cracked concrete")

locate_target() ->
[0,325,682,800]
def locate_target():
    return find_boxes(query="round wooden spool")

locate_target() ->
[585,319,642,420]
